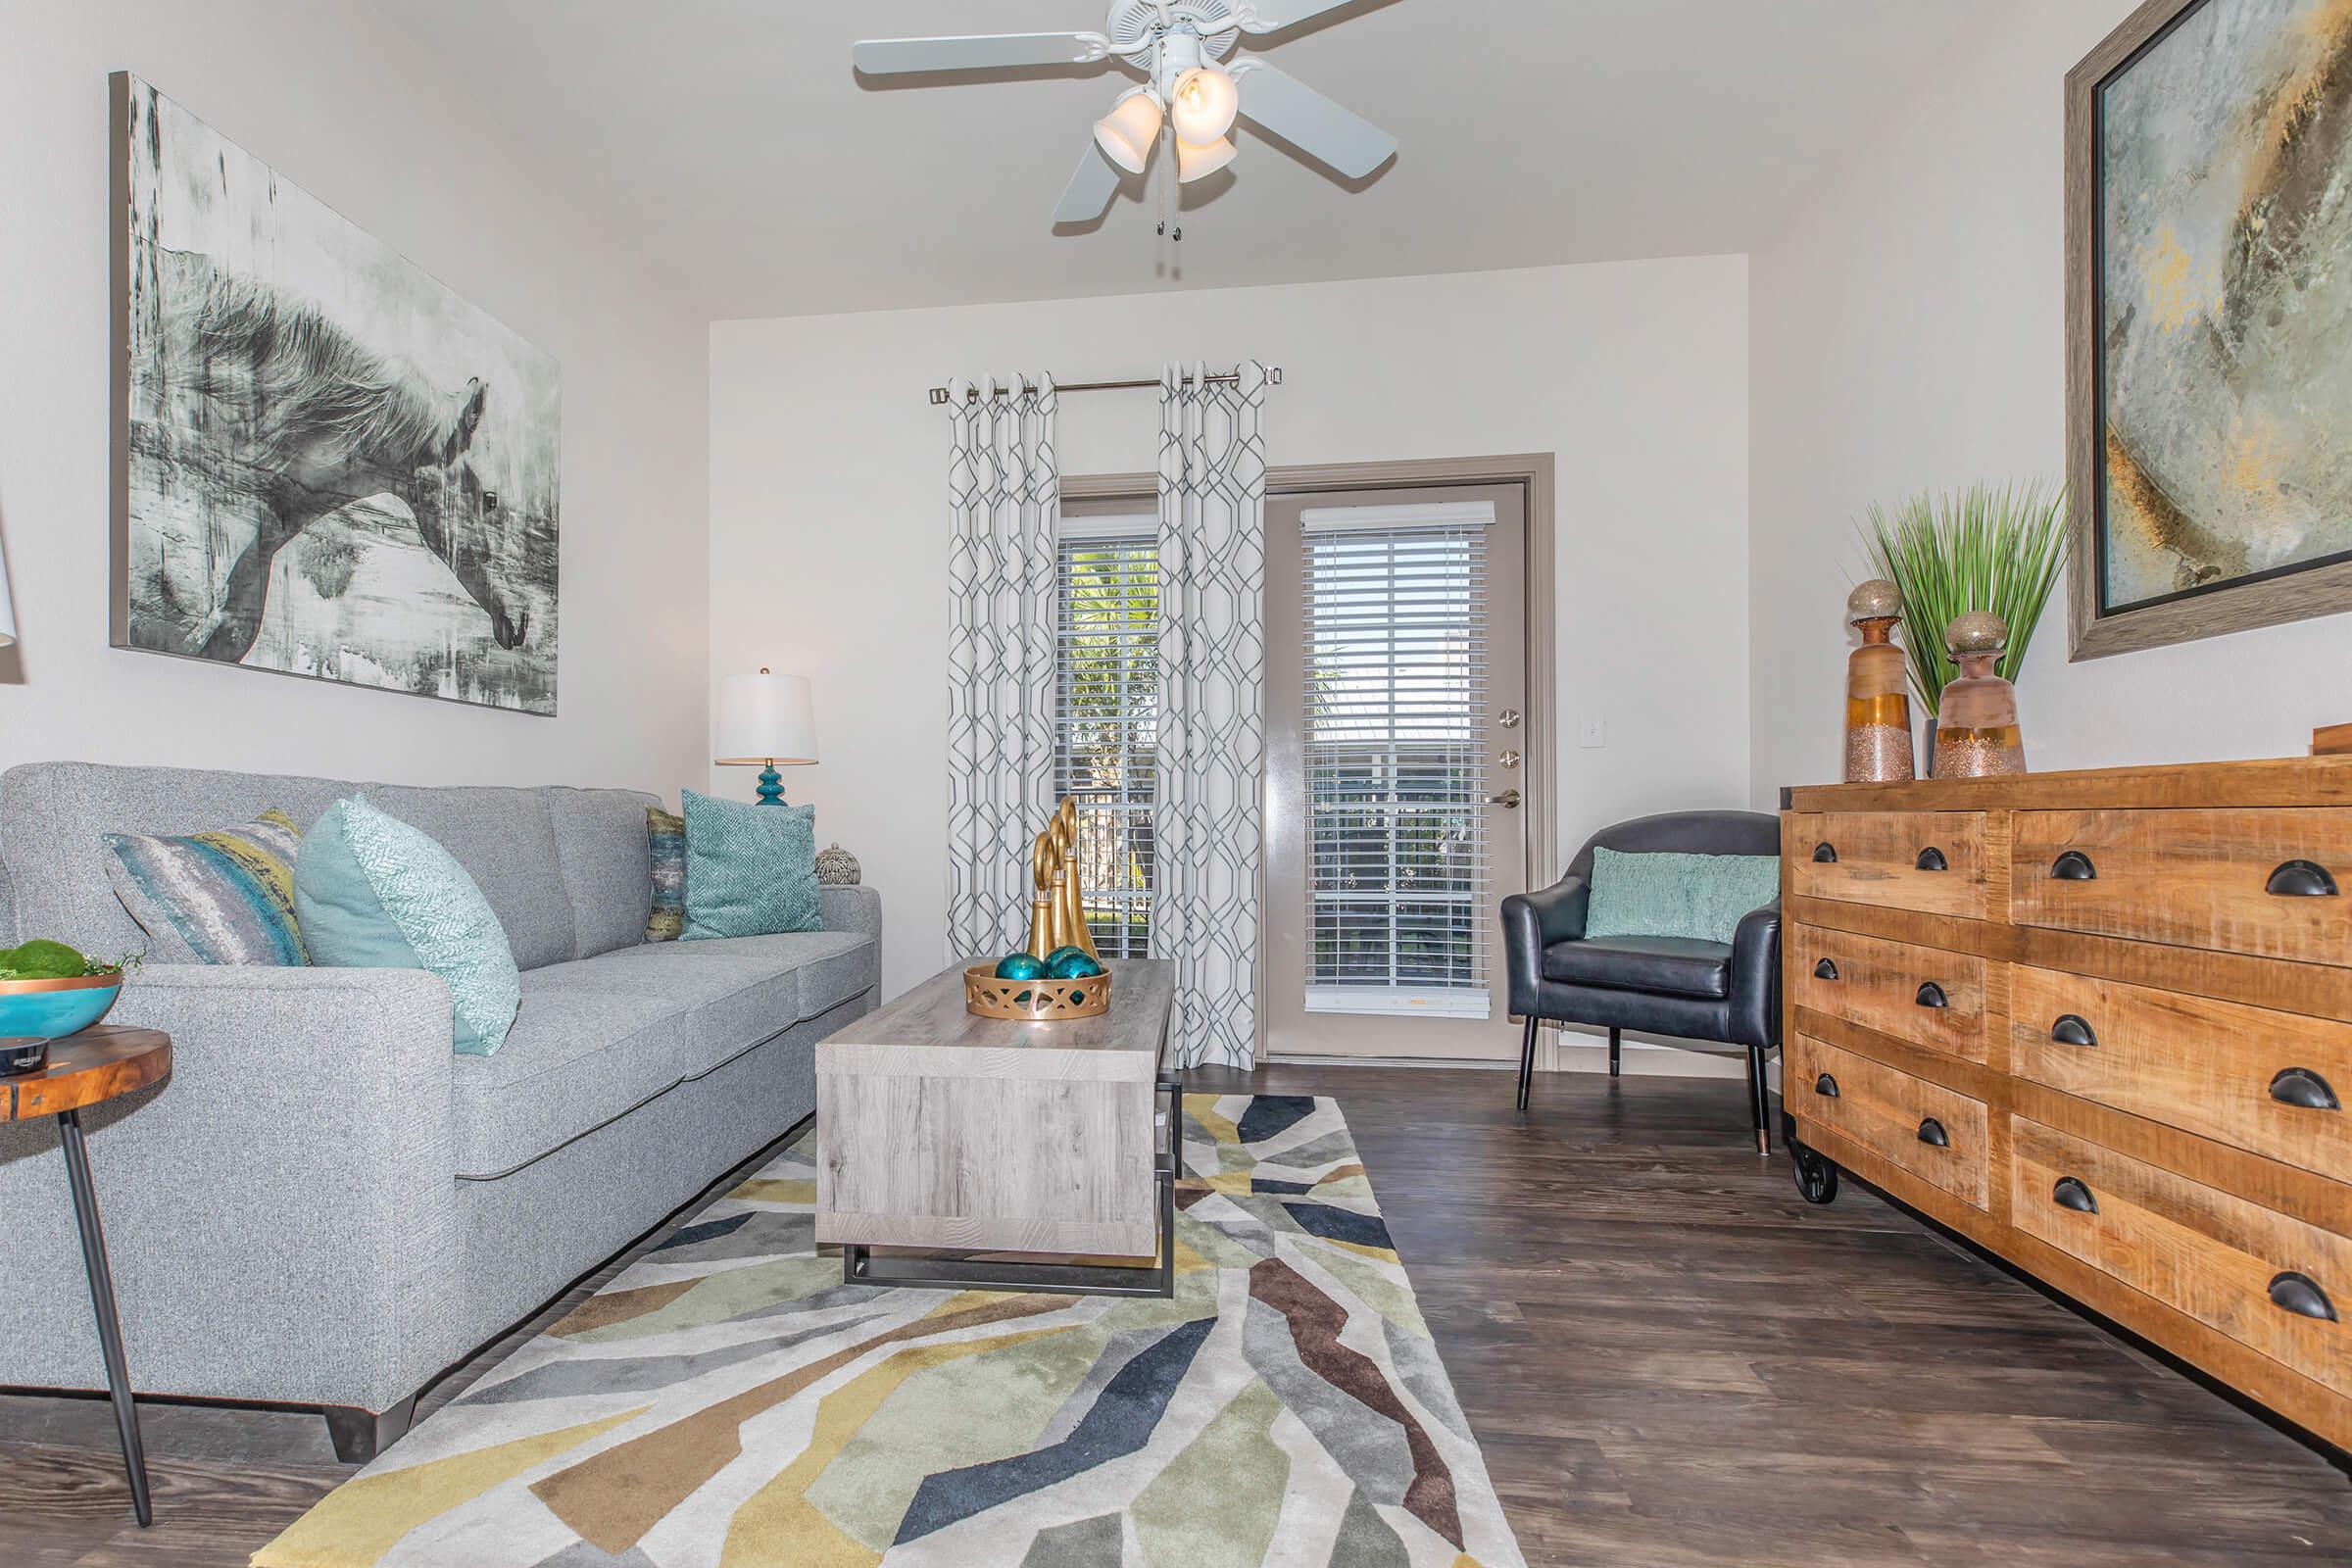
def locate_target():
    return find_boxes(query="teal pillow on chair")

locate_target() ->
[295,796,522,1055]
[1585,846,1779,945]
[681,790,821,941]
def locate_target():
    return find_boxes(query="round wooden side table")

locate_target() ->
[2,1025,172,1527]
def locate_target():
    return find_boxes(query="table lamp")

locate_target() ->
[714,668,816,805]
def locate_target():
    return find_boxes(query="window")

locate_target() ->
[1055,519,1158,959]
[1301,506,1493,1017]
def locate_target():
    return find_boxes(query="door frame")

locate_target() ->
[1063,454,1558,1055]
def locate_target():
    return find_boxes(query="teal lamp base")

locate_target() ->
[754,765,787,806]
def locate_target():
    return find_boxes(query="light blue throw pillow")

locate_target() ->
[1585,846,1780,946]
[681,790,821,941]
[295,796,522,1055]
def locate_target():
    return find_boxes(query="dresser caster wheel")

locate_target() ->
[1789,1132,1838,1205]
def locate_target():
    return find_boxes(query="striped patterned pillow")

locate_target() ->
[103,809,309,965]
[646,806,685,942]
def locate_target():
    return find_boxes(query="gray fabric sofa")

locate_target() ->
[0,761,878,1459]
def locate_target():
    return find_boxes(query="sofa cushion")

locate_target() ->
[612,930,877,1015]
[548,789,660,959]
[451,949,808,1176]
[1542,935,1733,1000]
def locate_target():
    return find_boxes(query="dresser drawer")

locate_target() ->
[1789,925,1987,1062]
[2010,966,2352,1181]
[1787,811,1986,920]
[1788,1035,1989,1208]
[2012,808,2352,967]
[2011,1118,2352,1400]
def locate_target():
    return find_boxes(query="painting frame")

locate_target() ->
[2065,0,2352,661]
[108,72,563,713]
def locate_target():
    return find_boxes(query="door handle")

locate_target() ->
[1813,958,1839,981]
[2053,1177,2098,1214]
[2268,1271,2338,1323]
[1915,846,1948,872]
[1813,1073,1839,1099]
[2270,1067,2342,1111]
[2051,1014,2097,1049]
[2050,851,2097,881]
[1916,1116,1949,1148]
[1915,982,1949,1009]
[1487,789,1521,808]
[2266,859,2338,898]
[1812,843,1838,863]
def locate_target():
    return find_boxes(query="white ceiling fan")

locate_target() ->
[852,2,1399,225]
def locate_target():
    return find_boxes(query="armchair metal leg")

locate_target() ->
[1516,1016,1538,1110]
[1608,1027,1621,1077]
[1745,1044,1772,1155]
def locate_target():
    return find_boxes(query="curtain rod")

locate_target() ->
[927,367,1283,406]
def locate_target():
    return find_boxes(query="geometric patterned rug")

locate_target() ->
[252,1096,1526,1567]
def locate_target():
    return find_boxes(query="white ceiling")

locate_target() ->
[385,0,1995,322]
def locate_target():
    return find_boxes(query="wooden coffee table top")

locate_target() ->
[817,959,1174,1082]
[2,1027,172,1122]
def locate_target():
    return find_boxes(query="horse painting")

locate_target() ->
[115,74,560,712]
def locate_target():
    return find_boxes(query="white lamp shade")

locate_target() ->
[1169,66,1239,144]
[1177,134,1237,183]
[714,670,817,765]
[1094,89,1161,175]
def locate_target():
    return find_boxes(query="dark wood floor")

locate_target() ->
[5,1064,2350,1565]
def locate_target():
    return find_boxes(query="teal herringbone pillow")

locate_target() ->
[1585,846,1779,946]
[295,796,522,1055]
[680,790,821,941]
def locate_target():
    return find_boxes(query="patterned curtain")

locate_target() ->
[945,376,1060,963]
[1154,363,1271,1069]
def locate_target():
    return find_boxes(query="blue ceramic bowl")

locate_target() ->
[0,974,124,1071]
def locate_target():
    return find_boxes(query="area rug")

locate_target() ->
[253,1095,1524,1567]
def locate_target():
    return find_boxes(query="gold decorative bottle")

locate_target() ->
[1933,611,2026,778]
[1843,579,1915,783]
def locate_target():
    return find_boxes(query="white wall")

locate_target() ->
[0,2,710,798]
[1748,0,2352,806]
[710,258,1751,999]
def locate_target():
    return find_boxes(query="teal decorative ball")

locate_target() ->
[1043,946,1087,969]
[1047,952,1105,980]
[995,953,1047,981]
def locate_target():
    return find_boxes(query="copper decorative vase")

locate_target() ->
[1842,579,1915,783]
[1932,612,2026,778]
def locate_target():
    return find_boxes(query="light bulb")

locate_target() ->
[1169,66,1239,145]
[1093,89,1162,175]
[1177,134,1236,183]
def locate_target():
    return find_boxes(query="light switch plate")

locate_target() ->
[1578,715,1606,749]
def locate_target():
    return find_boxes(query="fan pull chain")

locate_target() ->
[1152,32,1180,245]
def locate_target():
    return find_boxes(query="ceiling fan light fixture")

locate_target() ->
[1176,133,1237,183]
[1168,65,1240,144]
[1093,88,1162,174]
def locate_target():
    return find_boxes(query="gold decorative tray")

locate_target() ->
[963,963,1112,1021]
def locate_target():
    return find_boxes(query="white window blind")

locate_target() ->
[1301,505,1493,1018]
[1055,521,1158,960]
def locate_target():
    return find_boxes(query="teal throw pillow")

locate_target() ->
[1585,846,1779,946]
[681,790,820,941]
[294,796,522,1055]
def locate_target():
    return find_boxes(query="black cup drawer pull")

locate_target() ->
[2052,1177,2098,1214]
[2050,851,2098,881]
[1814,1073,1840,1099]
[2269,1067,2342,1111]
[2266,858,2338,898]
[2268,1271,2338,1323]
[1916,1116,1949,1148]
[2050,1014,2098,1049]
[1915,846,1948,872]
[1813,958,1839,981]
[1915,981,1949,1009]
[1812,843,1838,863]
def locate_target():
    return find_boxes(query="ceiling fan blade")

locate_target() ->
[1234,63,1397,179]
[853,32,1110,74]
[1054,141,1122,225]
[1235,0,1360,32]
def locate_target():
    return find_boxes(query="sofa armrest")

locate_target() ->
[1729,897,1782,1049]
[820,884,881,946]
[1500,872,1589,1017]
[0,964,462,1412]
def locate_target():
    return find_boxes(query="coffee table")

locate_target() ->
[815,957,1177,1298]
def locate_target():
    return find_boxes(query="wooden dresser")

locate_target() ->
[1781,758,2352,1453]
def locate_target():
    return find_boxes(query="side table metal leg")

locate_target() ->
[58,1108,152,1527]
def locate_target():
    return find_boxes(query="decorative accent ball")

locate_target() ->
[1046,952,1105,980]
[1043,946,1087,969]
[1945,610,2009,656]
[1845,578,1903,623]
[814,843,861,886]
[995,953,1047,981]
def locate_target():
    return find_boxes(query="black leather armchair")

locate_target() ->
[1501,810,1782,1152]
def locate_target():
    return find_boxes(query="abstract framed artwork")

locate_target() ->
[2065,0,2352,660]
[110,73,561,712]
